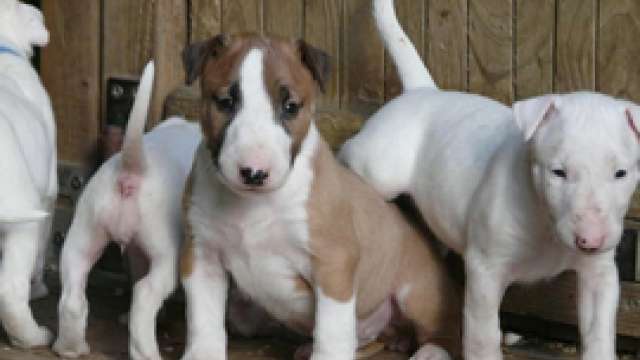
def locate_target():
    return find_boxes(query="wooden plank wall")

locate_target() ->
[42,0,640,169]
[38,0,640,341]
[182,0,640,119]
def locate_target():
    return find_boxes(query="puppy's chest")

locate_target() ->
[201,195,316,323]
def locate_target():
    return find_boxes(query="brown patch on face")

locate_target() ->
[184,33,331,166]
[180,171,195,279]
[263,39,320,160]
[197,35,256,162]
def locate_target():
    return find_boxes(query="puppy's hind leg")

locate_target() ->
[0,222,52,348]
[128,225,178,360]
[395,252,462,360]
[53,214,109,358]
[30,200,55,300]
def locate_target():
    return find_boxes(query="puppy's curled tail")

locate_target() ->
[120,61,155,175]
[373,0,437,91]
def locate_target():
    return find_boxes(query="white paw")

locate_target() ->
[310,352,353,360]
[52,338,90,358]
[181,347,226,360]
[410,344,451,360]
[582,349,616,360]
[10,326,52,348]
[130,340,162,360]
[130,348,162,360]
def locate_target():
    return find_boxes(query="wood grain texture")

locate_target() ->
[384,0,425,100]
[555,0,596,92]
[427,0,468,91]
[264,0,303,38]
[343,0,385,115]
[598,0,640,103]
[222,0,263,34]
[102,0,154,126]
[628,192,640,220]
[468,0,513,104]
[503,273,640,338]
[41,0,100,166]
[190,0,222,42]
[150,0,187,126]
[304,0,342,109]
[515,0,554,100]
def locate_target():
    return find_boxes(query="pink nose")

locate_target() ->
[574,234,604,252]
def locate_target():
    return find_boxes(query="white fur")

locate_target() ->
[311,288,357,360]
[340,1,629,359]
[0,1,56,348]
[183,123,320,360]
[53,62,202,360]
[54,117,201,359]
[218,49,293,192]
[0,0,49,57]
[372,0,435,91]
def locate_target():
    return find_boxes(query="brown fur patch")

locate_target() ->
[307,141,360,302]
[306,140,462,355]
[196,33,322,165]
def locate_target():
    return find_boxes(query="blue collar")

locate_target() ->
[0,45,22,58]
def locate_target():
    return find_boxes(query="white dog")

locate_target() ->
[340,1,639,359]
[52,62,202,360]
[0,0,57,348]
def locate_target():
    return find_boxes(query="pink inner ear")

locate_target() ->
[626,109,640,141]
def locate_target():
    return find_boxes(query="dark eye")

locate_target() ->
[615,169,627,179]
[552,169,567,178]
[215,96,234,112]
[283,99,300,117]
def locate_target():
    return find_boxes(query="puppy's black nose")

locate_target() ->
[239,167,269,186]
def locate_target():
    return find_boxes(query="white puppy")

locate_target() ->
[340,1,638,359]
[0,0,57,348]
[52,62,202,360]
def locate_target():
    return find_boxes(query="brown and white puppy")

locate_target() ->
[179,33,460,360]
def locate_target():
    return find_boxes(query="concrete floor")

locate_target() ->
[0,279,592,360]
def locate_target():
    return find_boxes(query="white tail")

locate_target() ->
[121,61,155,174]
[0,209,48,223]
[373,0,437,91]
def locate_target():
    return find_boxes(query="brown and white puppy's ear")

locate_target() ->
[625,105,640,142]
[513,95,558,141]
[297,40,331,93]
[182,34,229,85]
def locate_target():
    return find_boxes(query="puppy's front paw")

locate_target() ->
[52,338,90,358]
[410,344,451,360]
[10,326,52,349]
[582,349,616,360]
[310,351,353,360]
[181,346,226,360]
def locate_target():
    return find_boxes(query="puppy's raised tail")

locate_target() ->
[373,0,437,91]
[120,61,155,176]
